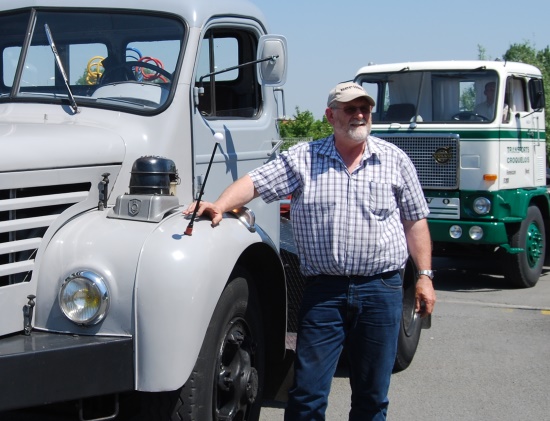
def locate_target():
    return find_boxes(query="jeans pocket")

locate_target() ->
[381,272,403,289]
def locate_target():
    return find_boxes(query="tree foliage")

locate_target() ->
[279,107,333,148]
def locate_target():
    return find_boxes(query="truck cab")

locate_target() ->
[355,60,547,287]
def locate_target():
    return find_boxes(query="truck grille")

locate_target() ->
[375,133,459,190]
[0,183,91,287]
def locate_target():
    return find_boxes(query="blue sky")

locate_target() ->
[252,0,550,119]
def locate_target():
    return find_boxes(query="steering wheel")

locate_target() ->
[451,111,489,122]
[100,60,172,85]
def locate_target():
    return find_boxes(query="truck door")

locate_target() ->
[191,19,285,244]
[501,76,546,188]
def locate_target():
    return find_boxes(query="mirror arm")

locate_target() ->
[198,55,278,89]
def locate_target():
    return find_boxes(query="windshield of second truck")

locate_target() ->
[359,69,500,124]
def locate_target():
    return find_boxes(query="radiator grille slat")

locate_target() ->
[1,191,89,211]
[0,260,35,277]
[0,238,42,255]
[0,215,58,234]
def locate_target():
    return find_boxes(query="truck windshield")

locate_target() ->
[0,9,184,113]
[358,69,500,123]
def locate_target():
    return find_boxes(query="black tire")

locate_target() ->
[504,205,546,288]
[177,270,264,421]
[125,269,264,421]
[393,257,422,373]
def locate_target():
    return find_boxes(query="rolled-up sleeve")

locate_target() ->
[249,149,302,204]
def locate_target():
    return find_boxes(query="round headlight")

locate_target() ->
[449,225,462,239]
[59,271,109,325]
[473,197,491,215]
[469,226,484,240]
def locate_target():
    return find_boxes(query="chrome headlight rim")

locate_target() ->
[473,197,491,215]
[59,270,110,326]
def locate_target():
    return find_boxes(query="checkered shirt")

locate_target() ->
[249,135,429,277]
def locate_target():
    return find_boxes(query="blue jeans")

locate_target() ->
[284,272,403,421]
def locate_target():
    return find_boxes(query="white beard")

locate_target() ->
[347,123,369,142]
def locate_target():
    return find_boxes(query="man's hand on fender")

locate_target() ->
[183,201,224,226]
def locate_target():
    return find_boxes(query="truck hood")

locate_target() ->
[0,123,125,172]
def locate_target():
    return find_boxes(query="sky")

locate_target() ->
[252,0,550,119]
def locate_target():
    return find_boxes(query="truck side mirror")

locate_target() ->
[528,78,545,110]
[257,35,287,87]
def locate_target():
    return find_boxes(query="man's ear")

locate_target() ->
[325,107,335,124]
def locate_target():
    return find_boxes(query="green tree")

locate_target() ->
[279,107,333,149]
[460,85,476,111]
[477,44,489,60]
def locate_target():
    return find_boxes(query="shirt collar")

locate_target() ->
[316,134,382,162]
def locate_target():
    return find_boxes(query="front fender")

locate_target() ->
[134,211,269,391]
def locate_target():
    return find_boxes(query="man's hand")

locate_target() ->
[182,175,258,228]
[415,276,436,317]
[183,201,224,226]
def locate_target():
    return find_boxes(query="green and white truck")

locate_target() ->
[355,60,547,288]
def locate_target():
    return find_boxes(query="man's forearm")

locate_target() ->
[402,218,432,270]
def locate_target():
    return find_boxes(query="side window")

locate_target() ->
[361,81,379,121]
[503,77,527,123]
[508,77,527,112]
[196,28,261,118]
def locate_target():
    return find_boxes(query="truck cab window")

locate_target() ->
[507,77,527,113]
[196,29,261,118]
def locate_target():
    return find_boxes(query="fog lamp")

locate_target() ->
[449,225,462,239]
[469,226,484,240]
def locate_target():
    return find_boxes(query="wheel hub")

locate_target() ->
[215,320,258,420]
[526,222,543,267]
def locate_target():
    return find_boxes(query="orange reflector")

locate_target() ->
[483,174,497,181]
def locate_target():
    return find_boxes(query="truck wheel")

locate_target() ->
[122,272,264,421]
[171,270,265,421]
[504,205,546,288]
[393,257,422,373]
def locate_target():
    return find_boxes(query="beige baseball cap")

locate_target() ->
[327,81,375,107]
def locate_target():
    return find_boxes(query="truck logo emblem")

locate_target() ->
[433,147,452,164]
[129,199,141,216]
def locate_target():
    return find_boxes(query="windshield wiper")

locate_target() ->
[44,23,78,113]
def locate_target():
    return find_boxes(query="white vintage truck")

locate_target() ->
[0,1,426,419]
[355,60,547,288]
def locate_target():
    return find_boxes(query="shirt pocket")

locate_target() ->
[367,181,396,218]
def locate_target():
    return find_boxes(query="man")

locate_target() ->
[185,82,436,420]
[474,81,497,120]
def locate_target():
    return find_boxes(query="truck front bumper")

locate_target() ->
[428,219,509,245]
[0,331,133,412]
